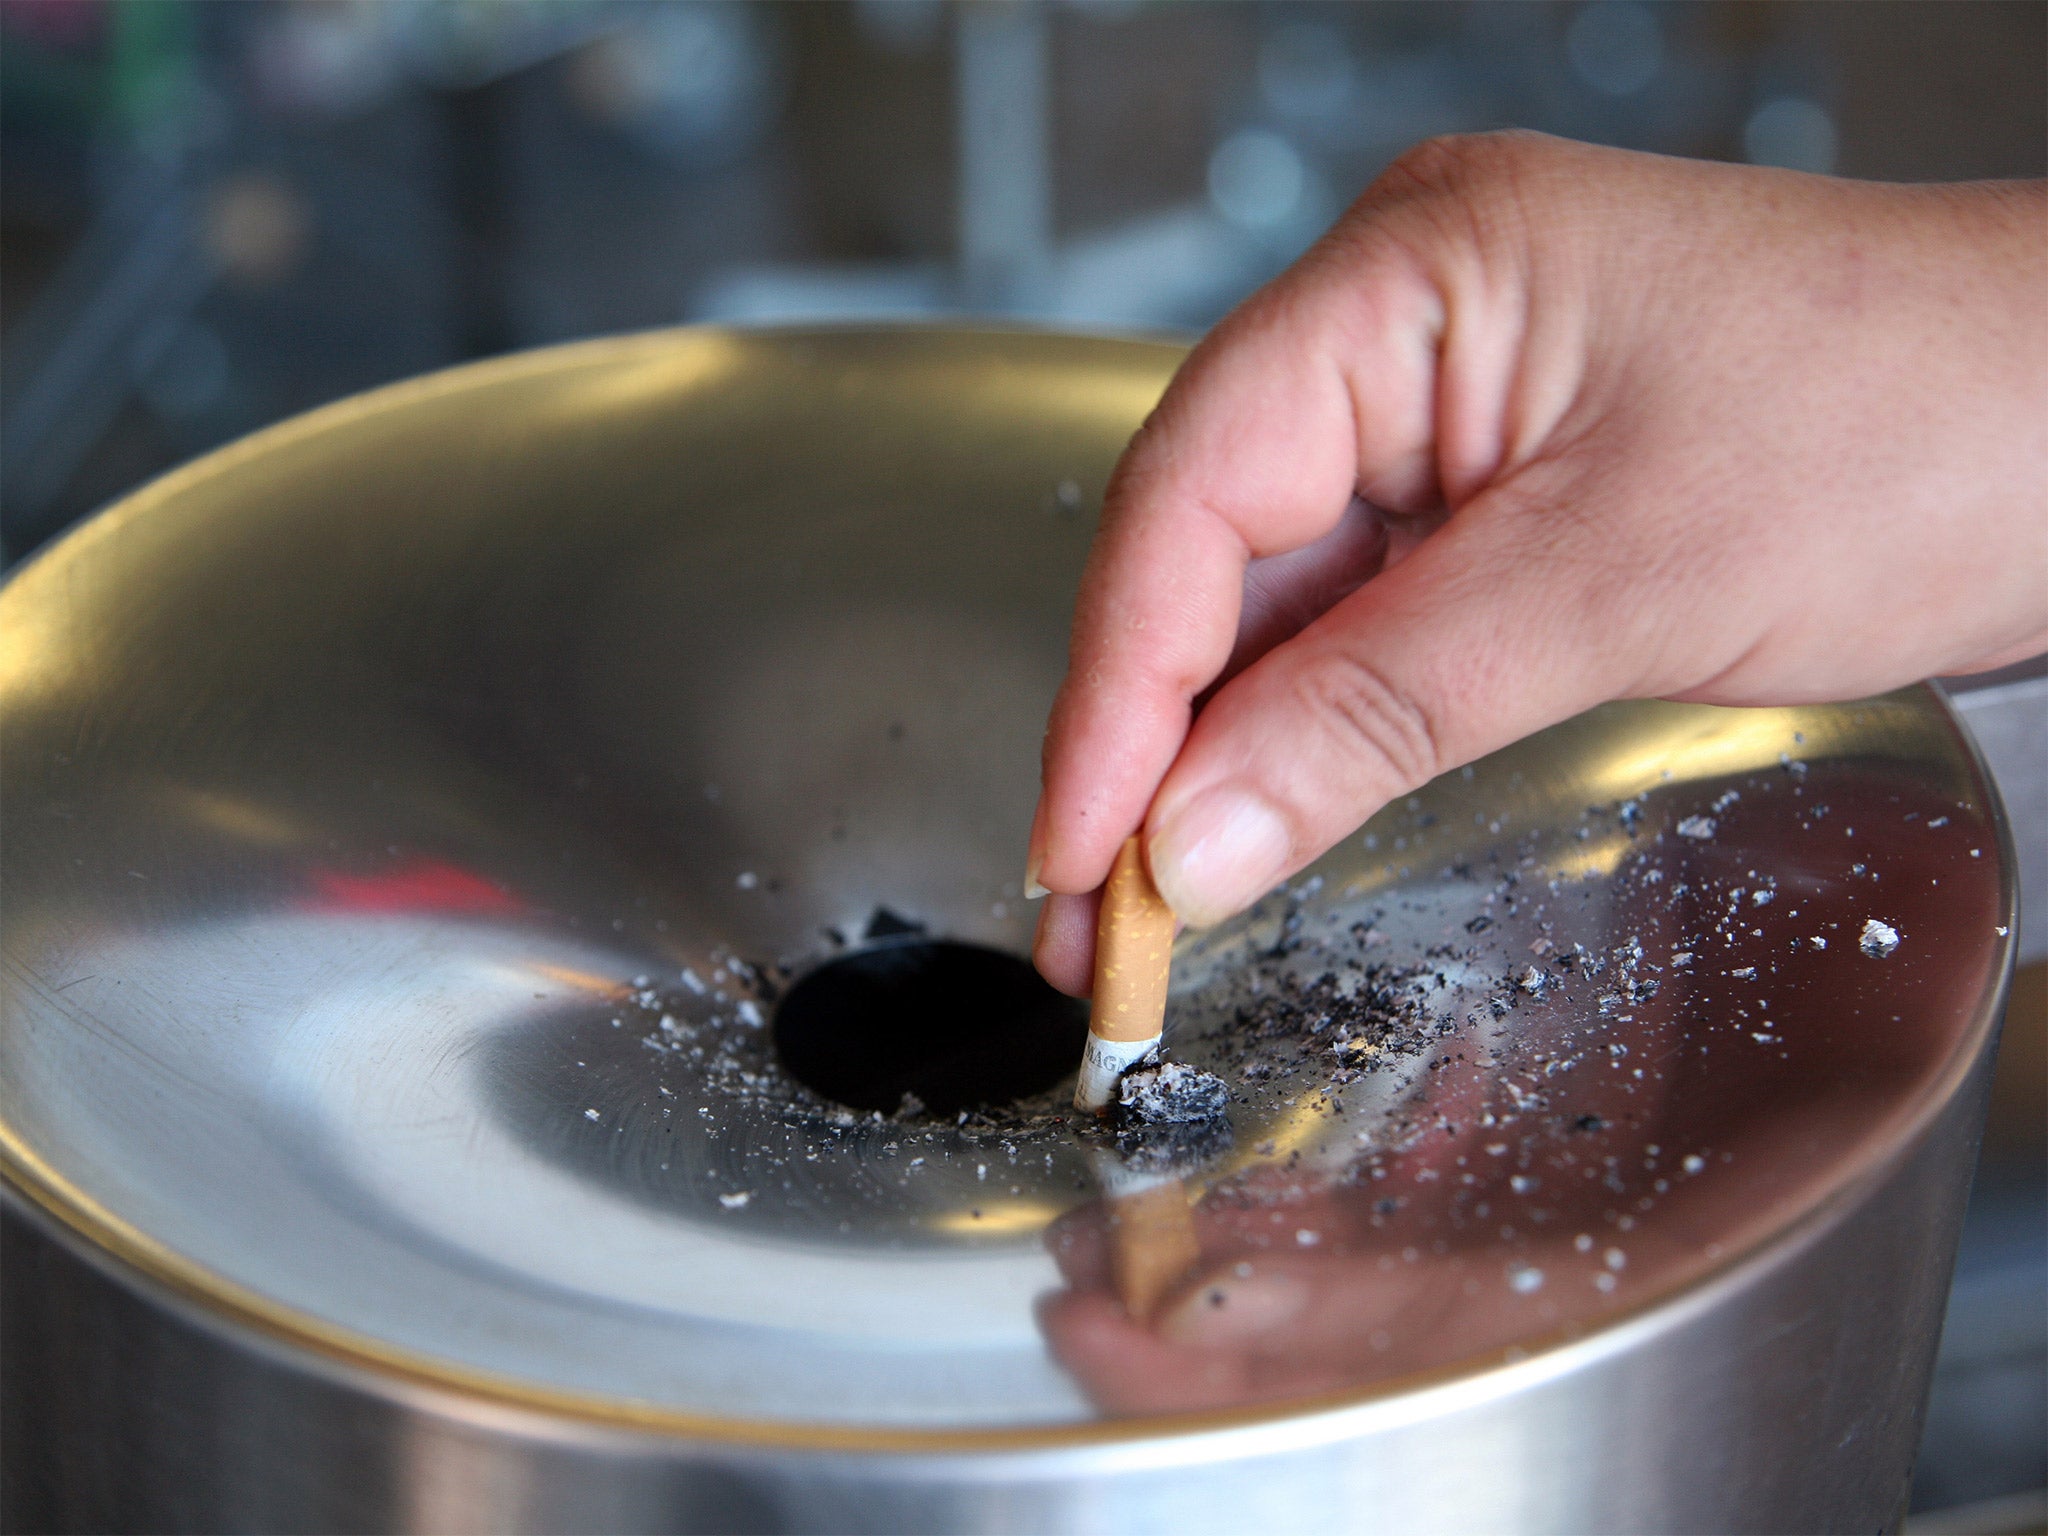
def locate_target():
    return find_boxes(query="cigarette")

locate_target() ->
[1094,1154,1201,1323]
[1074,835,1175,1112]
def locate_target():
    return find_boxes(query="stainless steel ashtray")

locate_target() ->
[0,328,2016,1533]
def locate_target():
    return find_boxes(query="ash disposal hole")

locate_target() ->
[773,941,1088,1117]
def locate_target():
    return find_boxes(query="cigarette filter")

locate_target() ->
[1075,836,1175,1111]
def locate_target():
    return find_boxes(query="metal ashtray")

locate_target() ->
[0,328,2016,1533]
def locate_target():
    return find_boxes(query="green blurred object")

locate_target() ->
[108,0,199,139]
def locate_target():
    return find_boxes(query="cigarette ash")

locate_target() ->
[1106,1056,1236,1174]
[575,925,1119,1235]
[1117,1059,1230,1123]
[630,946,1084,1137]
[1192,953,1464,1101]
[1140,759,1873,1221]
[555,752,1968,1263]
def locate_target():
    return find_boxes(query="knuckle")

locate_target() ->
[1370,130,1542,206]
[1377,134,1480,200]
[1329,130,1560,279]
[1103,411,1171,507]
[1291,651,1443,796]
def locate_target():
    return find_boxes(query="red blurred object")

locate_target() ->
[306,859,521,917]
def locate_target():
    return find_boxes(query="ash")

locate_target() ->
[1108,1057,1235,1174]
[1205,959,1456,1094]
[574,749,1951,1249]
[1116,1060,1229,1124]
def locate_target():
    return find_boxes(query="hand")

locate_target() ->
[1038,1175,1460,1415]
[1028,132,2046,994]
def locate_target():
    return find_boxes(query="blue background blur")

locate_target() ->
[4,1,2042,564]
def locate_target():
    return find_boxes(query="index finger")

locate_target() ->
[1028,244,1443,898]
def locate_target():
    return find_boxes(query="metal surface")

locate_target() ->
[0,327,2015,1531]
[1947,669,2048,964]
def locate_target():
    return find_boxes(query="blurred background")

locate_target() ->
[1,2,2042,1528]
[6,0,2046,564]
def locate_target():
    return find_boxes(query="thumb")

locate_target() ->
[1144,495,1627,927]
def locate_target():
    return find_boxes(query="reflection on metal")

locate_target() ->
[0,328,2016,1532]
[155,785,308,847]
[930,1202,1067,1238]
[1950,672,2048,963]
[527,962,629,997]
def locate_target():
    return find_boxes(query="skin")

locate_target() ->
[1026,132,2047,996]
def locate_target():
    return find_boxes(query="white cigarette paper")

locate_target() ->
[1075,1033,1160,1112]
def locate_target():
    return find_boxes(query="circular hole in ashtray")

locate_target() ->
[773,941,1087,1117]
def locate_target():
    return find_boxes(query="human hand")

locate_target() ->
[1038,1175,1457,1415]
[1029,132,2046,993]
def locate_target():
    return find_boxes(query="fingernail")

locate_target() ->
[1160,1269,1310,1346]
[1148,786,1291,927]
[1024,803,1049,899]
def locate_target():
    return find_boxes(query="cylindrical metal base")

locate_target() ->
[3,1045,1990,1535]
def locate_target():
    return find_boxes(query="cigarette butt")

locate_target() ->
[1107,1177,1201,1322]
[1091,837,1175,1042]
[1074,836,1175,1111]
